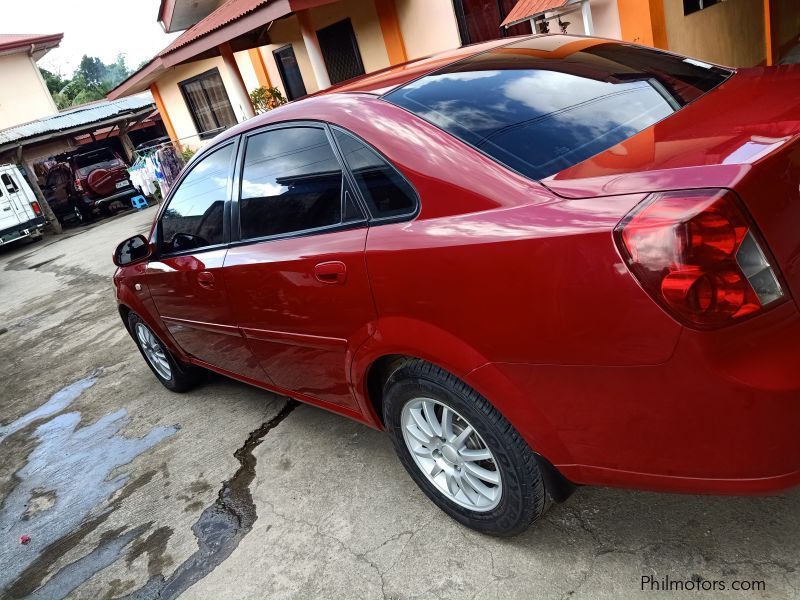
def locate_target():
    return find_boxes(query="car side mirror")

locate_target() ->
[113,235,153,267]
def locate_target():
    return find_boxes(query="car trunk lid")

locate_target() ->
[544,64,800,306]
[543,64,800,198]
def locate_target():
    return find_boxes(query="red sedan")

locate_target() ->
[113,35,800,536]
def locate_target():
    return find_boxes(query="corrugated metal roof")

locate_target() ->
[161,0,269,55]
[501,0,569,27]
[0,94,155,147]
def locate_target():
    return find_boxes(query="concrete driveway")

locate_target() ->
[1,208,799,600]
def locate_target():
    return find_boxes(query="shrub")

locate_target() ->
[250,86,288,114]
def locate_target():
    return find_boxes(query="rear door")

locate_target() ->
[144,140,268,383]
[0,168,35,225]
[223,123,375,411]
[0,173,22,233]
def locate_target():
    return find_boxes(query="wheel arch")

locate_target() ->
[114,283,187,361]
[351,318,574,479]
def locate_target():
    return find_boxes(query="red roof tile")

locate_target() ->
[501,0,568,27]
[160,0,270,55]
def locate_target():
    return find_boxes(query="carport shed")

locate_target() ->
[0,94,161,232]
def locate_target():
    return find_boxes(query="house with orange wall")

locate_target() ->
[109,0,800,150]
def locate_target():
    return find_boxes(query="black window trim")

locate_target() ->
[231,120,366,245]
[229,119,421,248]
[328,124,421,225]
[178,67,236,140]
[230,120,368,247]
[153,137,239,259]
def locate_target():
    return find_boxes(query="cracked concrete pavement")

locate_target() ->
[1,208,799,599]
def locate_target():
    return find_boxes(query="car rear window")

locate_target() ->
[384,38,732,181]
[75,150,123,176]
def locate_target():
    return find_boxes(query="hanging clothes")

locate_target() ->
[155,145,184,188]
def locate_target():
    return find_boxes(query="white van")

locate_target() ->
[0,164,45,247]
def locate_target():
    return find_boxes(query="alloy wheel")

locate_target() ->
[135,322,172,380]
[401,397,502,511]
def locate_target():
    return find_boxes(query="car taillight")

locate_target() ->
[74,178,83,192]
[614,189,785,329]
[30,201,41,216]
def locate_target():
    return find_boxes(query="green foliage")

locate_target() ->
[181,147,197,163]
[40,68,66,96]
[250,86,288,114]
[40,54,133,109]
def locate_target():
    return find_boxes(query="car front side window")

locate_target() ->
[159,144,234,254]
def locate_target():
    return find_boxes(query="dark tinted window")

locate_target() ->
[1,174,19,194]
[160,144,232,253]
[684,0,719,15]
[240,127,350,239]
[333,128,417,219]
[385,39,732,181]
[74,149,123,176]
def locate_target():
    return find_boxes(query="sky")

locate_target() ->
[2,0,180,76]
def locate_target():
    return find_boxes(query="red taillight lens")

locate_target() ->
[614,189,785,328]
[74,178,83,192]
[30,201,41,216]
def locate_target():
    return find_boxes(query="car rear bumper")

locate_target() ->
[89,187,138,206]
[466,300,800,495]
[0,216,45,246]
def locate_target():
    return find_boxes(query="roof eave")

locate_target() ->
[107,58,166,100]
[160,0,292,67]
[158,0,174,32]
[0,33,64,58]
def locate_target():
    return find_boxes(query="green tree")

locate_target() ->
[76,55,106,87]
[39,54,133,109]
[40,68,66,96]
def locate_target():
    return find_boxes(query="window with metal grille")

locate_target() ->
[316,19,365,85]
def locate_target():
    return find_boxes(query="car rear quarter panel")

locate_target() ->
[735,137,800,309]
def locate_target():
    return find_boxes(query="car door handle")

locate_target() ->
[197,271,215,290]
[314,261,347,284]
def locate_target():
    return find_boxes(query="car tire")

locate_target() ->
[383,359,549,536]
[127,312,205,393]
[72,205,84,225]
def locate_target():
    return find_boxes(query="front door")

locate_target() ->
[145,141,267,382]
[273,45,307,101]
[224,124,375,411]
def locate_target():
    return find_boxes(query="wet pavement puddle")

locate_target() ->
[0,373,178,596]
[1,372,296,600]
[117,400,297,600]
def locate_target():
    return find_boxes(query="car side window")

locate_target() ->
[160,144,233,254]
[240,126,360,240]
[332,128,417,220]
[2,174,19,194]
